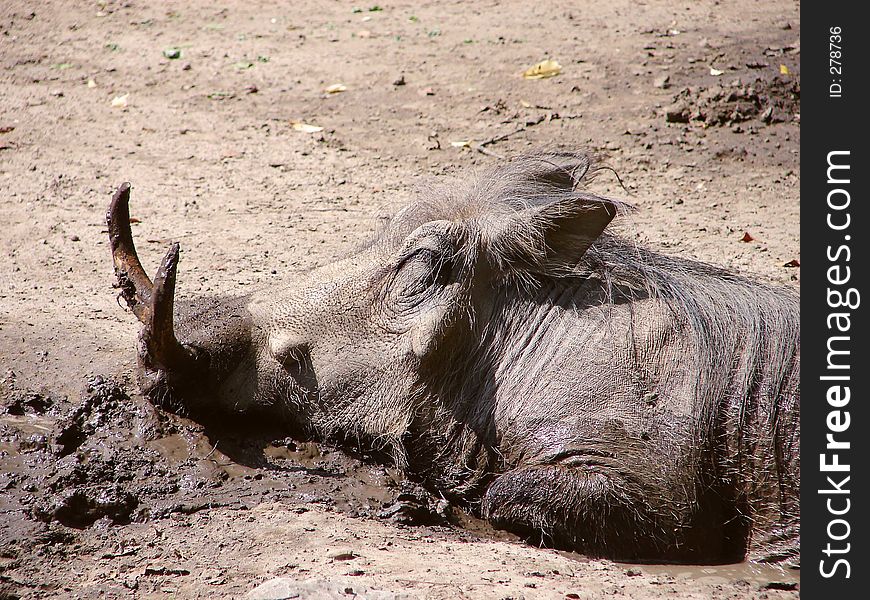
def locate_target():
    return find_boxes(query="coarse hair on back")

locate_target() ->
[379,150,799,440]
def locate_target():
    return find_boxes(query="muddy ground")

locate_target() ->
[0,1,800,598]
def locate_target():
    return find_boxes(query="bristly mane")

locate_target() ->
[379,153,799,560]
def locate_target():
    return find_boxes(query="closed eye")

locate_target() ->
[391,247,452,300]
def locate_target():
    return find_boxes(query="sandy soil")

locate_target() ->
[1,1,799,598]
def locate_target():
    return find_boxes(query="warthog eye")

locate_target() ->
[390,246,452,302]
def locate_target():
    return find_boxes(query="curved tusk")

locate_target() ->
[107,183,153,322]
[140,242,199,373]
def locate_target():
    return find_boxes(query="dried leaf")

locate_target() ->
[110,94,129,108]
[740,232,754,242]
[709,67,723,76]
[324,84,347,94]
[291,121,324,133]
[450,140,472,148]
[523,59,562,80]
[783,259,800,267]
[331,552,357,561]
[779,64,789,75]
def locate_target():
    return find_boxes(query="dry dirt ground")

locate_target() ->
[1,1,800,598]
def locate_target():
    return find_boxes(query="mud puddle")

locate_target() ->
[0,375,453,542]
[2,375,796,573]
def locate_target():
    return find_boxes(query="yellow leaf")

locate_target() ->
[324,84,347,94]
[290,121,324,133]
[522,59,561,80]
[779,64,789,75]
[110,94,129,108]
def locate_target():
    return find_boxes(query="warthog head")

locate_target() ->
[108,154,617,429]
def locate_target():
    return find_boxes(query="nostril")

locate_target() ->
[269,331,309,369]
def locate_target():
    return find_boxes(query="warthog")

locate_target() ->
[107,152,799,564]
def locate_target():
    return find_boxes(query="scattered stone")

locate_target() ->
[664,102,690,123]
[653,75,670,89]
[144,566,191,576]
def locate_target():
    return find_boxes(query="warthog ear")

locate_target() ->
[523,152,595,191]
[533,193,618,265]
[479,152,623,278]
[485,193,619,277]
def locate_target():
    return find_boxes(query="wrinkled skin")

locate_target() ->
[108,153,799,564]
